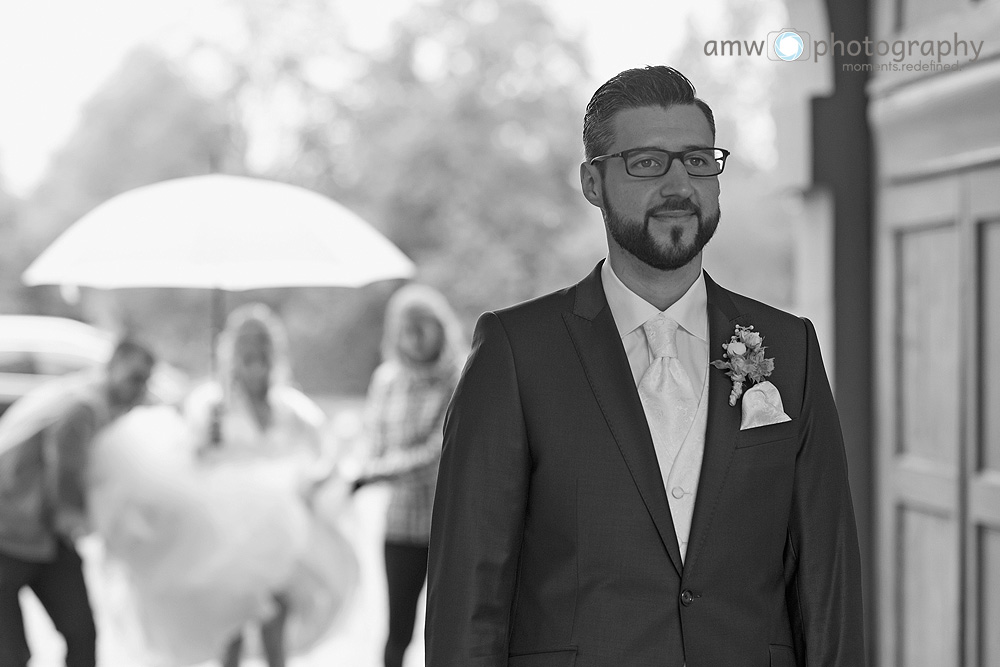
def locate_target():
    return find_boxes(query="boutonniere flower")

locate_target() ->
[710,324,775,406]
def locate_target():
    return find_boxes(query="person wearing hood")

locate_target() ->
[355,284,466,667]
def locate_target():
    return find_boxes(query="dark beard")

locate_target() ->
[604,196,720,271]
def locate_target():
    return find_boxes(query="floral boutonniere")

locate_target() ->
[710,324,775,406]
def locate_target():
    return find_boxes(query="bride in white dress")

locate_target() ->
[87,304,358,666]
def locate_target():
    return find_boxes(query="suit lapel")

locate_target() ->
[683,272,747,573]
[563,262,684,577]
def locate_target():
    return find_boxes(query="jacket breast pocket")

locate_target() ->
[769,644,798,667]
[735,418,798,449]
[509,648,577,666]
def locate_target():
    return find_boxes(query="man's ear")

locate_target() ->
[579,162,605,209]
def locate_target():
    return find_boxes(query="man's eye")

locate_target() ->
[629,156,662,170]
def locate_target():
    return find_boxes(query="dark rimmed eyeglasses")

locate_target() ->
[589,147,730,178]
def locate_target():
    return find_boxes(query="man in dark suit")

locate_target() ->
[426,66,865,667]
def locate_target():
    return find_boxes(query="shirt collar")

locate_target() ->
[601,259,708,342]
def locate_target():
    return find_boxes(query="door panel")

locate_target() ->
[885,220,962,667]
[899,508,960,667]
[898,225,960,465]
[977,219,1000,472]
[979,529,1000,667]
[969,174,1000,667]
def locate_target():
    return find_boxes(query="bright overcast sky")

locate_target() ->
[0,0,709,196]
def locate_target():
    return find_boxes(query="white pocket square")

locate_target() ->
[740,381,791,430]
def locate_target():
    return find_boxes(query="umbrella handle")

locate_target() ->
[209,402,223,446]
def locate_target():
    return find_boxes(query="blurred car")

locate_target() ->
[0,315,188,417]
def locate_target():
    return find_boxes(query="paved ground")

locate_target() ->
[22,398,427,667]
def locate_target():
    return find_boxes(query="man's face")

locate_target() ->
[107,354,153,407]
[584,104,721,271]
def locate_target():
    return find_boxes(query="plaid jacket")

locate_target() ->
[362,360,458,544]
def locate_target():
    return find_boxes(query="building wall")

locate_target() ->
[867,1,1000,665]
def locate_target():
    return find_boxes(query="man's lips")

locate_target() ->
[649,209,697,220]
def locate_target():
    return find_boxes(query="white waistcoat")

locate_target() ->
[663,366,710,564]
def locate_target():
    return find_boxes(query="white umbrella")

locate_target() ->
[22,174,416,374]
[23,174,415,290]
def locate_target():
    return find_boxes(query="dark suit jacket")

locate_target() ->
[426,263,865,667]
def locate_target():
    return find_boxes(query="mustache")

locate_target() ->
[646,198,700,218]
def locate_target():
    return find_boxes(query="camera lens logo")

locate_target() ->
[767,29,810,62]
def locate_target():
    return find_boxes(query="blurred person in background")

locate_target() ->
[352,284,465,667]
[82,303,356,666]
[183,302,354,667]
[0,339,155,667]
[426,66,865,666]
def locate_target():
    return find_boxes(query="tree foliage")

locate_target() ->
[294,0,602,322]
[182,0,602,392]
[13,47,242,363]
[21,48,239,255]
[9,0,605,393]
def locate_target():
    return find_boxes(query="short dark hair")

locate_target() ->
[108,338,155,368]
[582,66,716,161]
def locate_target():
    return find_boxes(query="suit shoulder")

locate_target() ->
[486,283,576,327]
[716,286,815,363]
[726,289,806,335]
[464,284,579,358]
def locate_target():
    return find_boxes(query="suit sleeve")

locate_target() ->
[426,311,530,667]
[788,317,866,666]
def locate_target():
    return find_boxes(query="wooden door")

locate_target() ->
[875,164,1000,667]
[968,168,1000,667]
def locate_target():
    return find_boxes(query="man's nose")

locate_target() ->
[658,159,694,198]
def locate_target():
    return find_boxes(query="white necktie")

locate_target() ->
[638,313,699,486]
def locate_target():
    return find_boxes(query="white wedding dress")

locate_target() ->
[87,405,358,665]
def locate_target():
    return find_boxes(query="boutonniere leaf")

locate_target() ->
[710,324,776,406]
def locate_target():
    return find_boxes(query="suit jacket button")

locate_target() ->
[680,589,695,606]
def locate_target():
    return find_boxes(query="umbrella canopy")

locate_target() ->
[23,174,415,290]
